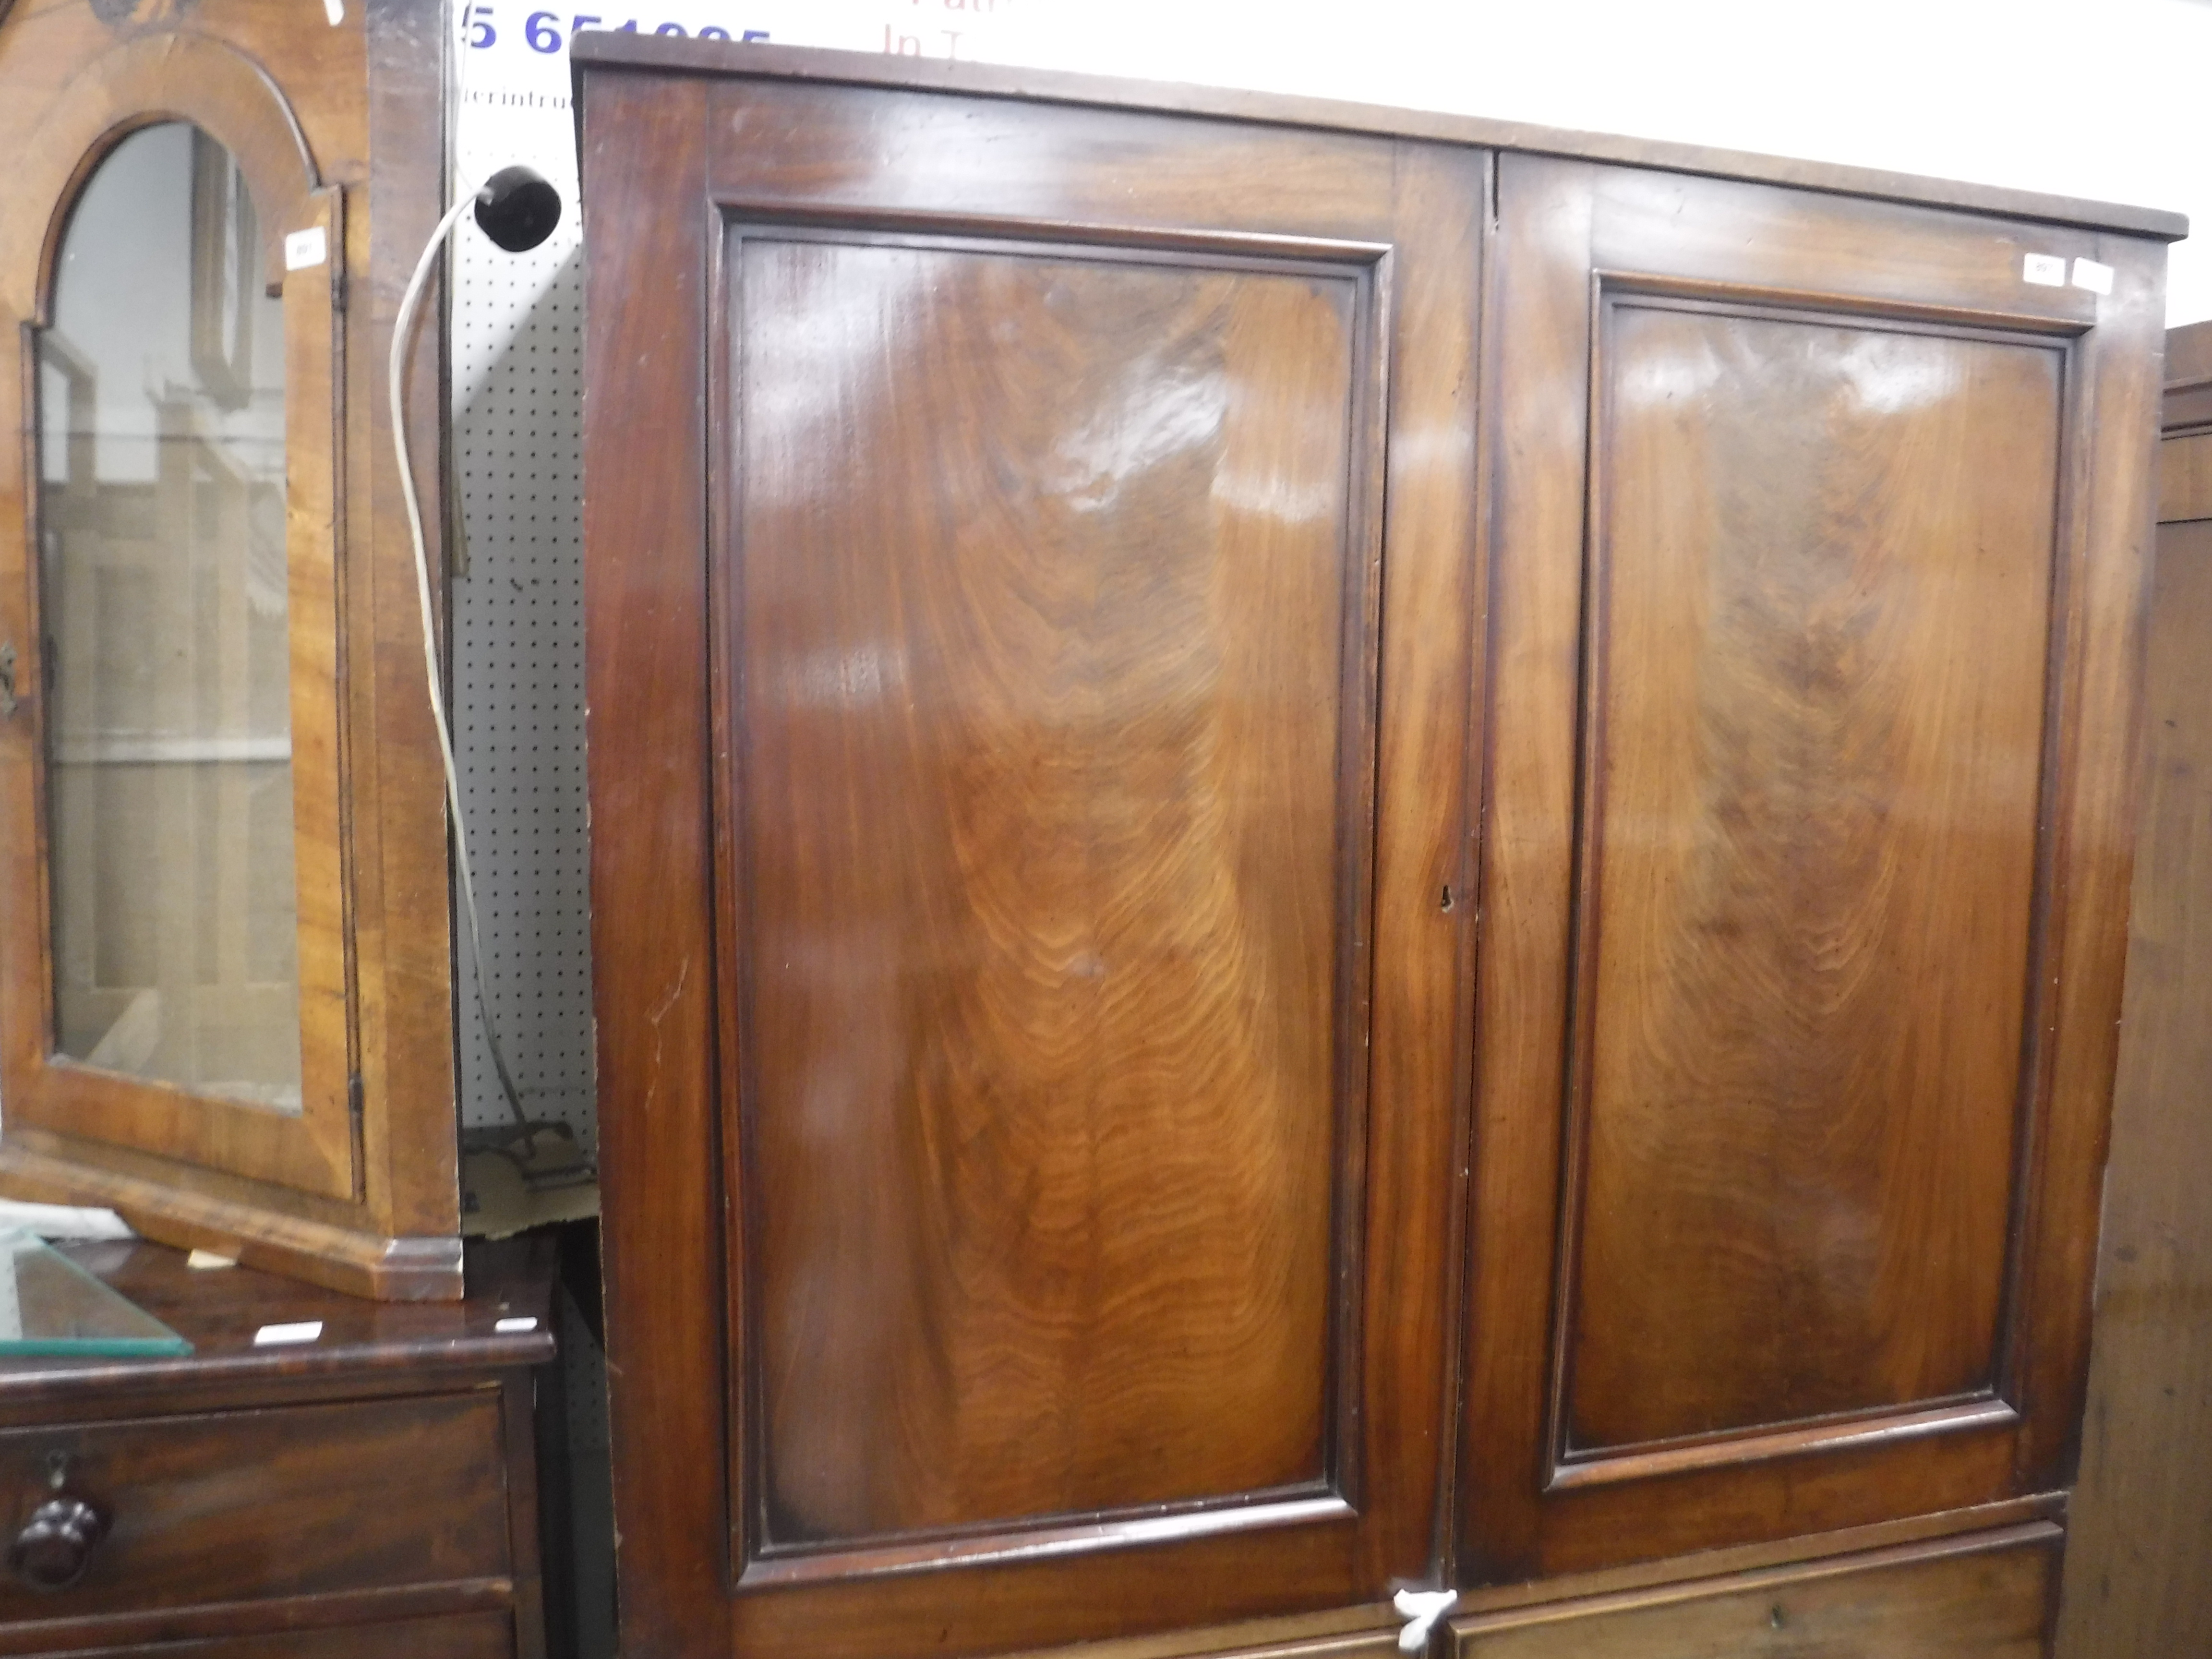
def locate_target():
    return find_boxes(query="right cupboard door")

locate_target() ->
[1458,154,2164,1579]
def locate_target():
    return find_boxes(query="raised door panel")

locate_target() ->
[579,65,1484,1659]
[1565,302,2059,1457]
[1460,155,2163,1577]
[733,234,1370,1553]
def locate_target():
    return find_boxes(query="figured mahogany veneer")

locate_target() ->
[574,34,2176,1659]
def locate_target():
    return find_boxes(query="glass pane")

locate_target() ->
[38,123,301,1112]
[0,1232,191,1357]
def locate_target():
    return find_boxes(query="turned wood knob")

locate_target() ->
[10,1495,107,1591]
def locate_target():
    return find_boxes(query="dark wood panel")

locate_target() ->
[2055,516,2212,1656]
[1460,149,2164,1579]
[1563,302,2061,1455]
[584,63,1484,1659]
[569,34,2188,241]
[50,1611,514,1658]
[1453,1525,2058,1658]
[731,236,1368,1544]
[0,1392,507,1621]
[0,1241,550,1422]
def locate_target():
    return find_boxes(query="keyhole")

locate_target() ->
[1440,884,1455,912]
[1769,1605,1786,1630]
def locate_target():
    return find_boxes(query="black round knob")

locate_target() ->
[473,166,563,253]
[10,1495,107,1591]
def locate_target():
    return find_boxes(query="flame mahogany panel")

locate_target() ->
[580,59,1485,1659]
[729,235,1369,1545]
[1564,301,2063,1455]
[1459,152,2163,1579]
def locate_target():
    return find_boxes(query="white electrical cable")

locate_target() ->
[390,190,530,1127]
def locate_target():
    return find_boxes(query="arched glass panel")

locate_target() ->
[37,121,300,1112]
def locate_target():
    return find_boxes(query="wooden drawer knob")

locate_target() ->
[10,1494,108,1591]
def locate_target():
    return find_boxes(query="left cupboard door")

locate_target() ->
[578,63,1488,1659]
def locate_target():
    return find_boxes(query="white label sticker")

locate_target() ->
[494,1315,540,1333]
[323,0,343,24]
[284,227,327,272]
[2022,253,2067,288]
[2072,258,2115,296]
[253,1320,325,1346]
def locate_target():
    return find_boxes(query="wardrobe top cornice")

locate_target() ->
[569,34,2188,243]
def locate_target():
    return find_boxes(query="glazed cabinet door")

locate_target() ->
[1459,154,2164,1578]
[578,54,1483,1659]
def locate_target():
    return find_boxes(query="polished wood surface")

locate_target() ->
[0,1242,553,1658]
[575,36,2174,1659]
[2054,422,2212,1649]
[1565,304,2060,1454]
[735,240,1363,1542]
[568,33,2186,242]
[1452,1525,2059,1658]
[0,1394,505,1620]
[48,1610,516,1658]
[583,61,1483,1659]
[0,0,463,1297]
[1458,152,2164,1577]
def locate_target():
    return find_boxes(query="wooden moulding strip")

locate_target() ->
[0,1140,461,1301]
[1452,1494,2065,1622]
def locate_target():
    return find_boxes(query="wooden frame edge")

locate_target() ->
[0,1141,462,1299]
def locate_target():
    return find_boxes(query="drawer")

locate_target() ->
[41,1611,513,1657]
[0,1393,510,1622]
[1453,1525,2057,1658]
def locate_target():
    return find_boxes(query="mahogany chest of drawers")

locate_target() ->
[0,1240,557,1658]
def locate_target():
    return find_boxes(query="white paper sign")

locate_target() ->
[284,226,328,271]
[253,1320,325,1346]
[2022,253,2067,287]
[2071,257,2114,295]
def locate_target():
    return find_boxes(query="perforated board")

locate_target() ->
[446,1,1038,1150]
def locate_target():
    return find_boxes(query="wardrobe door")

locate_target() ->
[1460,155,2164,1579]
[578,60,1484,1659]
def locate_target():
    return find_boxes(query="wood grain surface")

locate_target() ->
[2054,514,2212,1654]
[733,237,1363,1543]
[1564,303,2061,1453]
[569,33,2188,242]
[1458,151,2164,1579]
[1453,1524,2059,1659]
[51,1611,516,1658]
[0,1241,553,1658]
[585,64,1484,1659]
[0,1392,507,1621]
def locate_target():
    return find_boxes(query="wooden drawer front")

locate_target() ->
[0,1393,509,1621]
[48,1611,514,1657]
[1454,1526,2057,1658]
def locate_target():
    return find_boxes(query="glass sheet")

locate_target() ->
[0,1232,191,1357]
[39,121,301,1111]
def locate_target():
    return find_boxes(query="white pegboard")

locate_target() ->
[447,136,594,1151]
[443,0,1034,1153]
